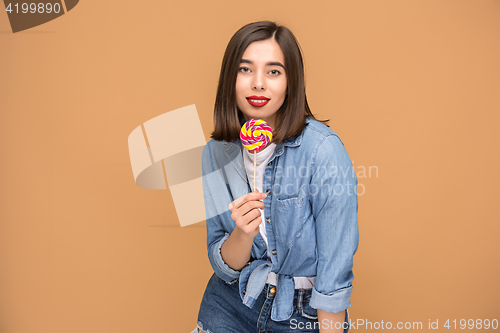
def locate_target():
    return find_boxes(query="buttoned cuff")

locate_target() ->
[309,285,352,313]
[210,233,241,284]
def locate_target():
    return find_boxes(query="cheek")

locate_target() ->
[235,79,246,108]
[276,79,287,100]
[235,76,247,96]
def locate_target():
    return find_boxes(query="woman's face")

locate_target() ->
[235,38,287,130]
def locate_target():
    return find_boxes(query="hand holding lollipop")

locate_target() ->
[240,119,273,192]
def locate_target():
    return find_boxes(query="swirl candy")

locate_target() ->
[240,119,273,192]
[240,119,273,152]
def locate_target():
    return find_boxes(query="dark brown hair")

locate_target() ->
[210,21,330,145]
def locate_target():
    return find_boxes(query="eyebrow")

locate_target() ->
[240,59,285,69]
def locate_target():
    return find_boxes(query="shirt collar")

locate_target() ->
[223,116,309,188]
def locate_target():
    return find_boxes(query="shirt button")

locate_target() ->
[243,290,246,295]
[268,161,272,166]
[270,287,276,295]
[266,189,271,195]
[266,217,271,223]
[272,249,277,255]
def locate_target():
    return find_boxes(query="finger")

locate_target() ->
[236,206,257,223]
[228,191,266,211]
[228,193,248,211]
[247,214,263,231]
[238,208,262,227]
[240,213,261,229]
[241,202,264,217]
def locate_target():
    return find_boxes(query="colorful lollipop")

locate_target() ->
[240,119,273,191]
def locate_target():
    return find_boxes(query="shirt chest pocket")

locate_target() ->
[274,196,305,248]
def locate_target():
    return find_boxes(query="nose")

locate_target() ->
[252,71,266,90]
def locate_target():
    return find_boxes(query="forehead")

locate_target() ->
[241,39,285,63]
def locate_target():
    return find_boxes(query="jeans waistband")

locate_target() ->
[262,283,313,299]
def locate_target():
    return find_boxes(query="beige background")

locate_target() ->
[1,0,499,332]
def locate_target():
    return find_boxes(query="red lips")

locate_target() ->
[246,95,270,107]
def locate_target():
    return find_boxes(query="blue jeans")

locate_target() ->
[192,273,349,333]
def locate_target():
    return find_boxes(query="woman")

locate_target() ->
[193,21,358,333]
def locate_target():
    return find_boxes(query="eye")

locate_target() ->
[239,67,250,73]
[269,69,281,76]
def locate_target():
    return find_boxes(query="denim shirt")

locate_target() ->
[201,117,359,322]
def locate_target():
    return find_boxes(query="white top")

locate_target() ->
[242,143,316,289]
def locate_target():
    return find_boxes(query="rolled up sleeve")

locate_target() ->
[208,231,241,283]
[308,134,359,313]
[202,144,241,284]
